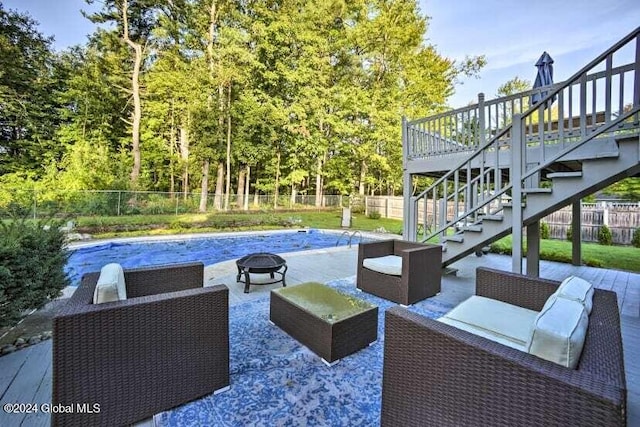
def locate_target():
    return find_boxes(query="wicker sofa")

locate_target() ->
[381,267,627,426]
[357,239,442,306]
[52,262,230,427]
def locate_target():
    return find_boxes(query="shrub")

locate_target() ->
[0,217,70,328]
[632,228,640,248]
[598,225,613,246]
[566,227,572,241]
[368,211,382,220]
[540,221,550,239]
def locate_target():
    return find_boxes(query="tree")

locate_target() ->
[0,4,61,176]
[86,0,160,188]
[496,76,531,97]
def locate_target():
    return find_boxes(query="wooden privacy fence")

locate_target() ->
[365,197,640,245]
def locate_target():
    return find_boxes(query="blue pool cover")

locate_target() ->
[65,230,364,286]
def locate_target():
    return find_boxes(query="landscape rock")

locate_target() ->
[1,345,16,355]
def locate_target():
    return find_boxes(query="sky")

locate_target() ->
[3,0,640,109]
[420,0,640,107]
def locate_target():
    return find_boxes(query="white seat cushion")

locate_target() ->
[555,276,594,314]
[93,263,127,304]
[362,255,402,276]
[527,296,588,369]
[437,295,538,351]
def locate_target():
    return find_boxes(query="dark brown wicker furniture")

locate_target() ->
[357,239,442,305]
[236,252,287,293]
[52,262,230,427]
[381,267,627,427]
[270,282,378,365]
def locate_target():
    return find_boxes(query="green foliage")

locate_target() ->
[602,178,640,202]
[566,227,573,241]
[368,211,382,220]
[0,216,70,328]
[0,0,482,204]
[0,5,63,176]
[496,76,531,97]
[598,225,613,246]
[632,228,640,248]
[540,221,550,239]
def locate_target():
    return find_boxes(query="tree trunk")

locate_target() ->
[244,165,250,210]
[122,0,143,187]
[290,183,296,207]
[315,155,323,207]
[274,150,281,209]
[253,187,259,207]
[199,159,209,212]
[214,162,224,210]
[358,160,367,196]
[179,123,189,199]
[224,83,232,211]
[169,100,176,196]
[237,167,245,209]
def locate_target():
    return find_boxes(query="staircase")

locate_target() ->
[403,27,640,270]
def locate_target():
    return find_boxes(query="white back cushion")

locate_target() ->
[93,263,127,304]
[556,276,594,314]
[362,255,402,276]
[528,296,588,369]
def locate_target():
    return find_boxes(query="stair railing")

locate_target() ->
[408,26,640,250]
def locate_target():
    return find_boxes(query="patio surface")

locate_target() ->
[0,245,638,426]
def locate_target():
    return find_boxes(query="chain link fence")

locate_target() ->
[0,189,346,218]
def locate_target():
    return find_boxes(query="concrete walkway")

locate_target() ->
[1,247,638,426]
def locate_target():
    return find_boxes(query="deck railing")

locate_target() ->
[405,26,640,267]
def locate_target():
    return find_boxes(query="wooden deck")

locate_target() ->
[1,249,638,426]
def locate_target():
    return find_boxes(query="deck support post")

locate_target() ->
[402,116,413,240]
[572,200,582,265]
[526,222,540,277]
[511,114,523,274]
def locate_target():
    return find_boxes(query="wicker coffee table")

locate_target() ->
[236,252,287,293]
[270,282,378,366]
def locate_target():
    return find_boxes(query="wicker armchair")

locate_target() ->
[357,239,442,305]
[381,267,627,427]
[52,262,230,427]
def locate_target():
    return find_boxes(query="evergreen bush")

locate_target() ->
[0,217,70,328]
[368,211,382,220]
[540,221,550,239]
[632,228,640,248]
[598,224,613,246]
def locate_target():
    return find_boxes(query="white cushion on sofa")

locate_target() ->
[362,255,402,276]
[93,263,127,304]
[555,276,594,314]
[528,296,588,369]
[437,295,538,351]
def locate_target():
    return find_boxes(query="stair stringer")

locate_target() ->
[441,136,640,267]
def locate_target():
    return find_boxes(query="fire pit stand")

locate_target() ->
[235,253,287,293]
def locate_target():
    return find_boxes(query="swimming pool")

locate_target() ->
[65,229,366,286]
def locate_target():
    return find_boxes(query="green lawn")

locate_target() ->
[491,235,640,273]
[73,209,404,238]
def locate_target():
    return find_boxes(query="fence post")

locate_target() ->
[117,191,121,216]
[385,197,389,218]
